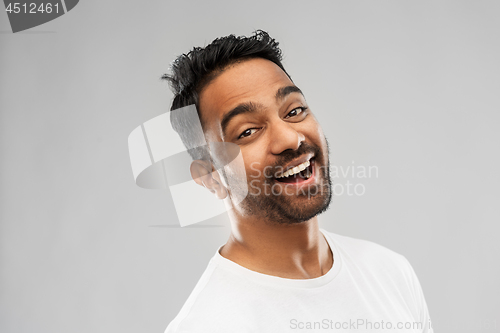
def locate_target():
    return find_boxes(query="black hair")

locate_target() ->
[161,30,290,161]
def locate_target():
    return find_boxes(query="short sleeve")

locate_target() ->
[399,255,434,333]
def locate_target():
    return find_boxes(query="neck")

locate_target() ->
[220,215,333,279]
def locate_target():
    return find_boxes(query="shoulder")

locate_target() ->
[322,230,432,328]
[322,229,422,300]
[321,229,412,275]
[164,256,253,333]
[322,229,404,258]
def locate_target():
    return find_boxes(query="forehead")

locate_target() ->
[198,58,293,140]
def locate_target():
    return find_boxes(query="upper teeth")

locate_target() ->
[276,160,311,178]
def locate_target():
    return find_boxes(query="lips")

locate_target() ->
[275,159,311,179]
[276,153,314,176]
[274,158,315,184]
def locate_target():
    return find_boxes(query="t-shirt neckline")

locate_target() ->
[213,228,342,289]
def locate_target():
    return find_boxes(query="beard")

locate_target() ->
[231,140,332,225]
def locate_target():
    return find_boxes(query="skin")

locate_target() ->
[193,58,333,279]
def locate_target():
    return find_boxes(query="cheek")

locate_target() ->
[303,116,326,142]
[303,118,329,162]
[242,148,268,180]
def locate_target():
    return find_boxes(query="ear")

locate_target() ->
[190,160,228,200]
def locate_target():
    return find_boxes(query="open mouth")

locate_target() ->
[274,158,315,184]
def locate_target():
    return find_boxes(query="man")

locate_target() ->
[162,30,433,332]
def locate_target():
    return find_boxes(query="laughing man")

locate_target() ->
[163,30,433,333]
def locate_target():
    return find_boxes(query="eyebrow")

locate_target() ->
[275,85,303,101]
[220,85,304,138]
[220,101,262,139]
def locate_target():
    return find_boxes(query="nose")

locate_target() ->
[268,121,305,155]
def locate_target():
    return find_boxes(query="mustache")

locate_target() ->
[268,142,321,175]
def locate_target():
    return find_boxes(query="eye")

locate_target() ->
[284,106,308,119]
[238,128,259,139]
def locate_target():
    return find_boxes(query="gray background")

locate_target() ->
[1,1,499,332]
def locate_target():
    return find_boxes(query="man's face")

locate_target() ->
[199,58,331,224]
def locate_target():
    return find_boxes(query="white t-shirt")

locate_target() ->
[165,229,434,333]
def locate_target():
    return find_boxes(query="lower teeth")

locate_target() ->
[300,168,311,179]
